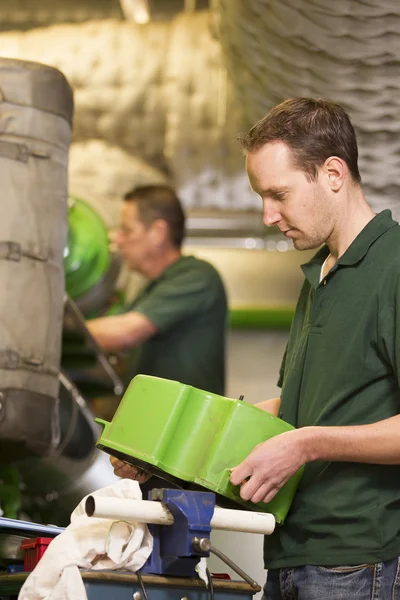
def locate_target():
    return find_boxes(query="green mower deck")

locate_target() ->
[96,375,303,524]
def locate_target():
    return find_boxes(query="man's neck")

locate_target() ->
[141,247,182,280]
[327,190,376,261]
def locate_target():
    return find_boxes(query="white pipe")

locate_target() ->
[85,496,275,535]
[212,505,275,535]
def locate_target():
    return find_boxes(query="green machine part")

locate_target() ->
[0,466,21,519]
[63,195,123,319]
[64,195,110,300]
[96,375,303,524]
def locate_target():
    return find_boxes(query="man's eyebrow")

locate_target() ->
[260,187,290,196]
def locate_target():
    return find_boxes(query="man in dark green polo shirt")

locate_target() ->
[230,98,400,598]
[87,185,227,396]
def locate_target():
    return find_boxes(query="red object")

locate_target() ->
[211,573,231,580]
[20,537,54,572]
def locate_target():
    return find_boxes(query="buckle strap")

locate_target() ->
[0,140,29,163]
[0,241,21,261]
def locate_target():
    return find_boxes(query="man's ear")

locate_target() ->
[149,219,169,246]
[323,156,346,192]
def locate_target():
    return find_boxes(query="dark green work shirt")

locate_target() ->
[125,255,227,395]
[264,210,400,569]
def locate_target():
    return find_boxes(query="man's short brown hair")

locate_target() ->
[124,185,185,249]
[239,98,361,184]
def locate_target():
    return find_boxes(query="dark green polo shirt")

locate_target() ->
[264,210,400,568]
[125,255,227,395]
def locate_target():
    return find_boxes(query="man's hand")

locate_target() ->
[110,456,152,484]
[230,429,307,504]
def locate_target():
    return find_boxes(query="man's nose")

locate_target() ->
[109,229,121,251]
[263,204,281,227]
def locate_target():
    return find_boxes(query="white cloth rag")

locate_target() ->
[18,479,153,600]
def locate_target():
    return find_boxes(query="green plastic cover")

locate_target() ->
[64,196,110,299]
[96,375,303,524]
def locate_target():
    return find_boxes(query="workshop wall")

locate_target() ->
[0,12,253,220]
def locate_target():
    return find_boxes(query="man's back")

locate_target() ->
[125,255,227,395]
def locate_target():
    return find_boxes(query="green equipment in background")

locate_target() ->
[0,466,21,519]
[64,196,122,317]
[96,374,303,524]
[61,196,125,400]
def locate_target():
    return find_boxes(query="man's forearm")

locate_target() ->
[230,412,400,505]
[86,315,132,352]
[299,414,400,465]
[86,312,158,352]
[256,397,281,417]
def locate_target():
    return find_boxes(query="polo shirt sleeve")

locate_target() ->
[132,268,218,334]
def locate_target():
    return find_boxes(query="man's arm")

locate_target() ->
[255,397,281,417]
[86,312,158,352]
[230,414,400,505]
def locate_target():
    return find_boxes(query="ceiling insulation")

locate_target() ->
[215,0,400,218]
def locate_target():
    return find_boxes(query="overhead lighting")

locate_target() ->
[120,0,150,24]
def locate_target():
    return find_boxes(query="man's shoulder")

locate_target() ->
[370,225,400,298]
[377,222,400,267]
[170,255,224,283]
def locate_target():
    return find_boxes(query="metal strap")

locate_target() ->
[0,350,20,369]
[0,350,52,370]
[0,242,51,262]
[0,140,29,163]
[0,242,21,261]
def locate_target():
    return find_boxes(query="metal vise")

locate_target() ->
[142,488,215,577]
[85,487,274,586]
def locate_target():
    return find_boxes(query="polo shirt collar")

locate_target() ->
[301,209,398,288]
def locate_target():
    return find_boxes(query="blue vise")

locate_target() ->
[141,488,216,577]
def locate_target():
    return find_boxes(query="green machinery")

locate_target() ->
[61,196,125,398]
[64,195,122,317]
[96,374,303,524]
[62,194,123,377]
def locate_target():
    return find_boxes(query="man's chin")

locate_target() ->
[293,238,321,251]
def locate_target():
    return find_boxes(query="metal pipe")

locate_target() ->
[85,496,276,535]
[192,537,259,588]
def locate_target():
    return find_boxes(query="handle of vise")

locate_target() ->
[192,537,259,589]
[85,496,276,535]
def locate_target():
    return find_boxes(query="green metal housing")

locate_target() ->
[64,196,110,300]
[96,375,303,524]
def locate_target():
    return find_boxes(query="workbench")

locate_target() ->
[0,570,261,600]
